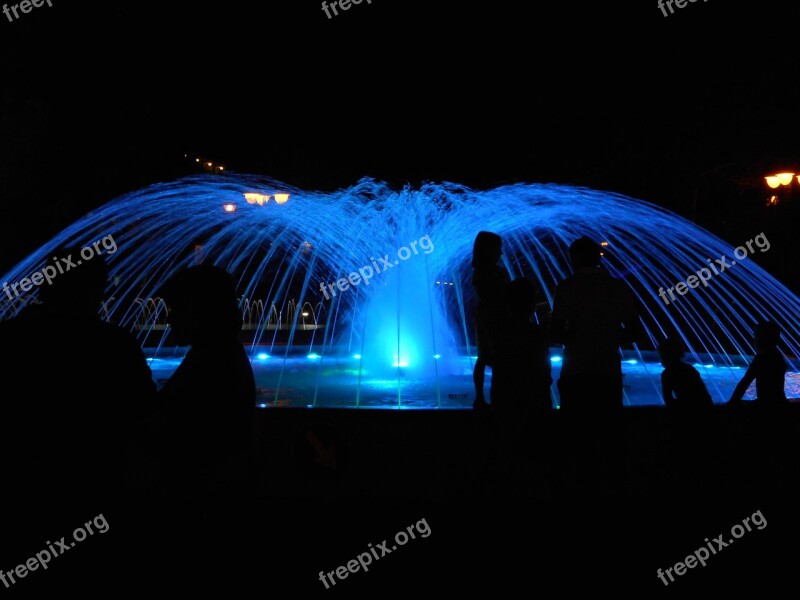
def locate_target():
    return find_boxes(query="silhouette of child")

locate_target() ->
[728,321,788,405]
[657,338,713,408]
[490,277,552,414]
[489,277,552,498]
[471,231,510,411]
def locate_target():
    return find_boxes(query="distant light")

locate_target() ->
[307,353,320,359]
[207,162,213,167]
[274,193,290,204]
[195,158,200,163]
[767,195,779,206]
[353,354,362,359]
[244,192,269,206]
[223,203,236,213]
[433,354,441,359]
[624,359,638,365]
[218,166,224,171]
[301,312,309,317]
[256,352,269,360]
[257,403,267,408]
[550,356,562,363]
[600,241,609,246]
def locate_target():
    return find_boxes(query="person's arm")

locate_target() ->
[728,357,759,404]
[661,371,673,406]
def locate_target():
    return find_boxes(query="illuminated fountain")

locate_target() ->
[1,174,798,408]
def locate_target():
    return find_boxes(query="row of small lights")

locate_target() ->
[186,156,291,212]
[224,192,292,213]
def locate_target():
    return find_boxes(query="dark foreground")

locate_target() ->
[5,405,799,595]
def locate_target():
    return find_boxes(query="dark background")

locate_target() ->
[2,2,800,593]
[2,1,799,289]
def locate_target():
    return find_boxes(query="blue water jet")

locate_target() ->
[1,173,798,407]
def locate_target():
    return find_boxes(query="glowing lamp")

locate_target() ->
[223,203,236,213]
[274,193,290,204]
[765,173,795,188]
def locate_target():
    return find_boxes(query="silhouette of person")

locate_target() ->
[489,277,553,498]
[550,236,641,411]
[549,236,640,497]
[471,231,511,411]
[728,321,788,405]
[0,245,157,587]
[658,338,713,408]
[151,264,256,518]
[490,277,552,415]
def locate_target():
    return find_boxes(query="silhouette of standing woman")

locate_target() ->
[471,231,510,412]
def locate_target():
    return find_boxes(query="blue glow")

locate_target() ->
[256,352,269,360]
[625,359,638,365]
[1,173,798,408]
[257,403,267,408]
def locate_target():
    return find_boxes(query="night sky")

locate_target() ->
[2,1,799,281]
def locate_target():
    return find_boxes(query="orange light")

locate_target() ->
[244,193,269,205]
[223,203,236,212]
[767,195,779,206]
[274,193,290,204]
[766,172,796,188]
[600,241,609,246]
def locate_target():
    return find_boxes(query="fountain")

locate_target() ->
[1,174,798,408]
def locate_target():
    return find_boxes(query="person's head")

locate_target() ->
[472,231,503,269]
[508,277,538,321]
[754,321,780,351]
[657,338,684,367]
[568,236,602,269]
[39,245,109,315]
[157,264,242,345]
